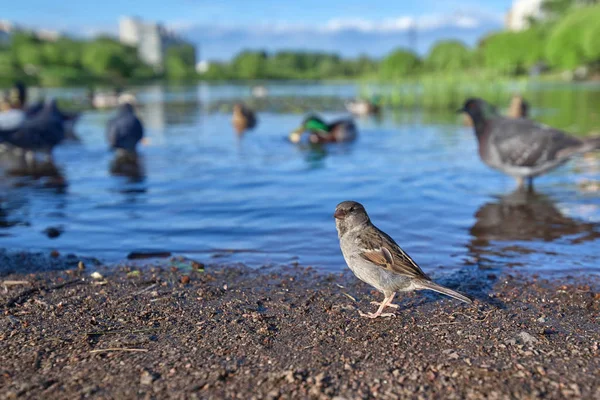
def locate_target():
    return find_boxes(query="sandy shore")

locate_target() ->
[1,251,599,399]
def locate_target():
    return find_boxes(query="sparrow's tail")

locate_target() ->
[415,280,472,304]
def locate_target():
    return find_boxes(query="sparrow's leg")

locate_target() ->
[527,177,534,191]
[370,292,399,309]
[359,292,397,318]
[515,176,524,189]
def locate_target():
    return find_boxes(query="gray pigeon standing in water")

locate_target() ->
[0,98,65,165]
[106,102,144,156]
[106,99,144,177]
[459,97,600,189]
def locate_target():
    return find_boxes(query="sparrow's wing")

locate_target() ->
[359,225,430,280]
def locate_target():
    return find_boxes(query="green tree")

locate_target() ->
[269,51,302,75]
[0,50,21,85]
[231,50,268,79]
[317,57,341,77]
[541,0,600,20]
[354,55,378,76]
[478,28,546,73]
[14,41,46,67]
[426,40,471,71]
[379,49,421,79]
[200,62,231,80]
[545,5,600,69]
[165,44,196,79]
[43,38,82,67]
[81,37,142,78]
[582,21,600,61]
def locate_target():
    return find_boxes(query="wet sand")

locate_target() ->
[1,252,599,399]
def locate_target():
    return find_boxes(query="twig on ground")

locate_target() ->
[2,280,31,286]
[419,321,463,327]
[342,292,357,302]
[85,328,160,336]
[450,309,495,322]
[119,283,158,302]
[90,348,148,354]
[131,283,158,296]
[3,279,84,308]
[417,309,495,328]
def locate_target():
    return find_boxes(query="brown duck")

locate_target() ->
[232,103,257,133]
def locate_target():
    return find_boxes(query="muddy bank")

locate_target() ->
[1,254,599,399]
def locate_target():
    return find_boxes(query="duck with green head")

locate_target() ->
[289,115,357,144]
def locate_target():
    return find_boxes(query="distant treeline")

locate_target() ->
[1,0,599,87]
[202,0,600,81]
[0,32,196,87]
[201,51,378,80]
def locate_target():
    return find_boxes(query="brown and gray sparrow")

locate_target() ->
[335,201,472,318]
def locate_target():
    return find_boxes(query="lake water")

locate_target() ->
[1,82,599,275]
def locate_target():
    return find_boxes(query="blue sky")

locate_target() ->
[4,0,513,60]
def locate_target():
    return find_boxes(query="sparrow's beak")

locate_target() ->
[456,107,466,114]
[333,209,346,219]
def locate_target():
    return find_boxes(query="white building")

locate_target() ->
[119,16,196,71]
[506,0,544,31]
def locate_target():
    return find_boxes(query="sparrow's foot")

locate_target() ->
[358,310,396,319]
[370,301,399,309]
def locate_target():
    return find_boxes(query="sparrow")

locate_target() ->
[334,201,472,318]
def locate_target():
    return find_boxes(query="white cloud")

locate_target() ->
[319,11,499,34]
[61,9,501,40]
[180,10,502,37]
[323,16,415,33]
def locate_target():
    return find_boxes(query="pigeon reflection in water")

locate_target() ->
[470,189,600,249]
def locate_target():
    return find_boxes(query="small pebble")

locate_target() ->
[140,370,159,385]
[44,227,63,239]
[90,271,103,280]
[517,331,538,345]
